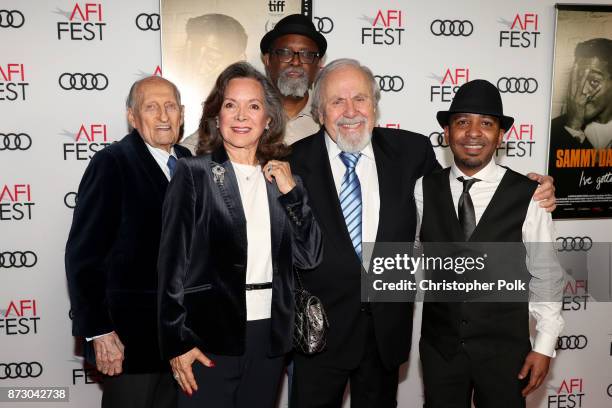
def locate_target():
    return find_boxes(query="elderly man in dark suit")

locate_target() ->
[288,59,557,408]
[65,76,191,408]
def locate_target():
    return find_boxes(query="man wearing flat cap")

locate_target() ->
[261,14,327,144]
[414,80,564,407]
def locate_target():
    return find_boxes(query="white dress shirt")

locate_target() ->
[325,132,380,245]
[232,162,273,321]
[414,159,564,357]
[144,144,178,181]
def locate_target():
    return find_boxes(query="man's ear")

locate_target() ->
[262,53,270,68]
[127,108,137,129]
[443,126,450,145]
[180,105,185,125]
[497,129,505,147]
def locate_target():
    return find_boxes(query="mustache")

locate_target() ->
[336,115,368,126]
[280,66,306,77]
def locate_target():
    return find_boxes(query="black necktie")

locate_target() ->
[457,177,479,240]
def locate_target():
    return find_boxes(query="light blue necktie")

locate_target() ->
[167,155,177,178]
[339,152,362,259]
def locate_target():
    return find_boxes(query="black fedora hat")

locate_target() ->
[260,14,327,56]
[436,79,514,131]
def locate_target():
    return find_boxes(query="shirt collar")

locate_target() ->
[450,157,500,183]
[324,131,375,162]
[295,95,314,119]
[144,142,176,160]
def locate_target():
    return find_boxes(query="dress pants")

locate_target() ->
[178,319,285,408]
[291,313,399,408]
[419,338,529,408]
[101,371,176,408]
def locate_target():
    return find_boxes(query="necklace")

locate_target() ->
[233,162,260,181]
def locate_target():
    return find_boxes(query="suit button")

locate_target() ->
[460,340,466,346]
[461,320,468,325]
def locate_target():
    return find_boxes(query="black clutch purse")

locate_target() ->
[293,269,329,354]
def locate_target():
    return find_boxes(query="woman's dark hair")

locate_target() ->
[196,61,289,162]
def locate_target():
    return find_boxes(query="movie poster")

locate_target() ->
[548,5,612,219]
[161,0,307,143]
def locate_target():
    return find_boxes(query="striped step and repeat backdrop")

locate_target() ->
[1,0,611,407]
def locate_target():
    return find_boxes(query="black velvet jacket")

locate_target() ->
[65,130,191,373]
[157,147,322,360]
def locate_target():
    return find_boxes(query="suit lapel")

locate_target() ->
[210,147,247,247]
[266,179,284,274]
[299,131,354,254]
[371,128,402,243]
[128,131,169,201]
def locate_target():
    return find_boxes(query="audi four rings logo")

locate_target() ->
[556,335,588,350]
[314,17,333,34]
[59,73,108,91]
[556,236,593,251]
[374,75,404,92]
[607,383,612,398]
[0,251,37,268]
[429,132,448,148]
[0,362,43,379]
[430,20,473,36]
[64,192,78,209]
[496,77,538,94]
[135,13,160,31]
[1,133,32,151]
[0,10,25,28]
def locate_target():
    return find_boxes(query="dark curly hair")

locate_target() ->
[196,61,289,162]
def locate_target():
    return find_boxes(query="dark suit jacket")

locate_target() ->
[157,147,322,360]
[65,130,191,373]
[289,127,440,369]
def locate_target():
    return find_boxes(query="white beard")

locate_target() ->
[334,116,372,153]
[277,67,309,98]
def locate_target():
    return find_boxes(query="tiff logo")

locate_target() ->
[268,0,285,12]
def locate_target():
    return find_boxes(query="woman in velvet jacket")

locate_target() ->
[157,62,322,408]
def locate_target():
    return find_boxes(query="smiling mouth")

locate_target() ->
[231,127,252,134]
[156,125,171,131]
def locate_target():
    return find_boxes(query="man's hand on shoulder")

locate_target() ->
[527,173,556,212]
[92,331,125,376]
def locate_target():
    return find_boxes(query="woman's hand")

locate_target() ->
[170,347,215,396]
[264,160,297,194]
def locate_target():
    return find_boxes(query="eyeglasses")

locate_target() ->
[271,48,320,64]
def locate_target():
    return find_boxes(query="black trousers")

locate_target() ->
[419,338,529,408]
[101,371,176,408]
[291,314,399,408]
[178,319,285,408]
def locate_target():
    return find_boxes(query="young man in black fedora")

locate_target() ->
[261,14,327,144]
[414,79,564,407]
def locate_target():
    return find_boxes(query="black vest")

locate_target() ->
[420,167,537,361]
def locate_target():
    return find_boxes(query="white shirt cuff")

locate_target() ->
[533,331,558,357]
[85,332,112,342]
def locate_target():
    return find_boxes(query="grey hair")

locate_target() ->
[126,76,182,110]
[310,58,381,124]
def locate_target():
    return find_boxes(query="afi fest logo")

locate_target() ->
[499,12,540,48]
[361,9,404,45]
[62,123,111,160]
[56,3,105,41]
[429,68,470,102]
[563,277,588,312]
[548,378,584,408]
[0,184,34,221]
[0,63,28,101]
[0,299,40,336]
[495,122,535,158]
